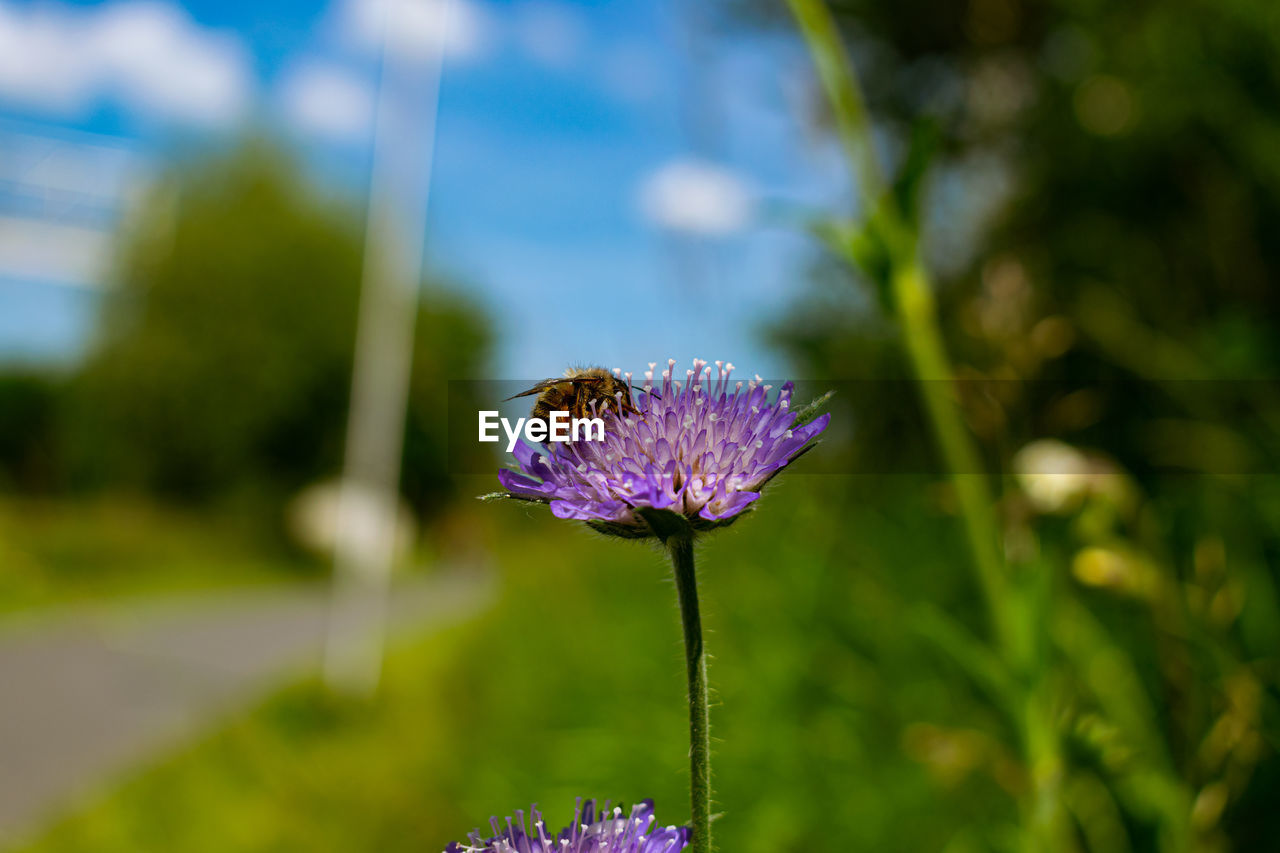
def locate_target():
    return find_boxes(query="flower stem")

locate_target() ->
[668,533,711,853]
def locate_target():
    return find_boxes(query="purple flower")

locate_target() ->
[445,798,689,853]
[496,358,831,537]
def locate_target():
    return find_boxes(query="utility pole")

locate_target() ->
[324,0,451,695]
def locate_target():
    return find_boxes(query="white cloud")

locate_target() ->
[341,0,490,64]
[280,64,375,143]
[513,1,584,69]
[638,159,755,236]
[0,3,98,113]
[0,1,250,127]
[92,3,249,126]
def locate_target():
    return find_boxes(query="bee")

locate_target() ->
[503,366,642,427]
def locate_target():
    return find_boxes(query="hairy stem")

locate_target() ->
[669,533,711,853]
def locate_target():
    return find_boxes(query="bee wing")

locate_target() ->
[501,379,562,402]
[501,376,606,402]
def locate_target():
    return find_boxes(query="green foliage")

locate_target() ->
[0,497,301,613]
[0,373,61,493]
[6,4,1280,852]
[774,0,1280,849]
[60,141,491,516]
[15,481,1025,853]
[13,468,1277,853]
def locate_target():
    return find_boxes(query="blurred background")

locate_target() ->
[1,0,1278,851]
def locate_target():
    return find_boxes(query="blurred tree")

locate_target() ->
[761,0,1280,457]
[750,0,1280,849]
[62,140,490,520]
[0,372,60,493]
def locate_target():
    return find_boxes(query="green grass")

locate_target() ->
[13,477,1009,852]
[0,496,315,613]
[12,475,1275,851]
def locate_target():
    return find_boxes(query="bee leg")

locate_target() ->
[571,384,590,426]
[618,390,643,421]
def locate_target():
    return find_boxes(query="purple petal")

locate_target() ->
[512,439,555,479]
[498,468,554,500]
[698,490,761,520]
[493,360,830,533]
[794,411,831,443]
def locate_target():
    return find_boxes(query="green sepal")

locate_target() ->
[477,490,542,504]
[636,507,695,543]
[586,519,654,539]
[792,389,836,427]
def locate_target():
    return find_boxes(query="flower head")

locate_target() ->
[496,359,831,537]
[445,798,689,853]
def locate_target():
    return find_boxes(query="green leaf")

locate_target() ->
[909,603,1019,714]
[792,390,836,427]
[892,118,941,226]
[809,214,897,312]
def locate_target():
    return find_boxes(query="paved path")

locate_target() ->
[0,570,493,846]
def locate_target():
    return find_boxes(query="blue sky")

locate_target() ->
[0,0,852,377]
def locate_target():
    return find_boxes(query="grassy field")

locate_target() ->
[11,476,1011,852]
[0,497,318,614]
[8,472,1277,851]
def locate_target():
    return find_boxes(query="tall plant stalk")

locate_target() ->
[669,533,711,853]
[785,0,1063,847]
[640,508,712,853]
